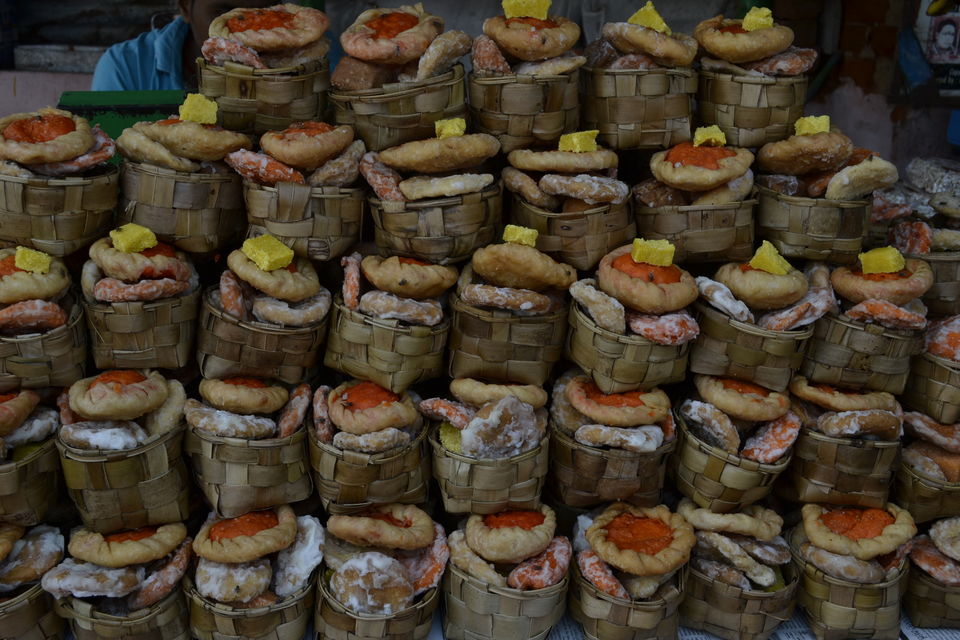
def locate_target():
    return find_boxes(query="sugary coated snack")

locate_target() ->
[507,148,618,173]
[903,412,960,454]
[379,134,500,174]
[679,398,740,454]
[333,427,410,453]
[199,378,288,415]
[448,530,506,587]
[418,397,476,429]
[690,168,754,205]
[799,541,886,584]
[513,53,586,76]
[5,405,59,448]
[276,383,311,438]
[472,242,576,291]
[825,155,899,201]
[502,166,561,210]
[578,549,629,598]
[227,250,320,302]
[273,515,325,598]
[694,375,791,422]
[597,244,698,314]
[361,256,457,300]
[575,424,664,453]
[458,395,545,458]
[691,556,750,590]
[195,557,272,604]
[926,316,960,363]
[68,524,187,569]
[340,3,443,65]
[696,530,775,586]
[632,177,689,208]
[740,411,801,463]
[328,381,418,435]
[69,370,169,421]
[931,516,960,562]
[539,174,629,205]
[677,499,781,540]
[910,534,960,586]
[59,420,149,451]
[184,399,277,439]
[0,525,64,591]
[802,504,916,560]
[693,14,794,64]
[308,139,365,186]
[756,285,836,331]
[830,258,934,306]
[449,378,547,410]
[815,409,902,440]
[359,290,443,325]
[757,131,853,176]
[413,29,471,79]
[506,535,571,590]
[225,149,304,185]
[651,144,754,192]
[209,3,329,52]
[600,22,697,67]
[459,282,553,315]
[128,538,192,609]
[742,46,817,75]
[696,276,754,323]
[359,152,405,201]
[259,122,354,171]
[626,310,700,346]
[0,108,94,165]
[201,36,266,68]
[116,126,199,172]
[713,261,808,311]
[251,289,331,327]
[586,503,695,577]
[465,505,556,564]
[569,278,626,334]
[566,376,670,426]
[902,441,956,482]
[482,14,580,62]
[399,173,494,200]
[393,522,448,595]
[326,504,434,550]
[330,551,415,614]
[733,534,791,565]
[194,507,298,563]
[0,391,40,437]
[41,558,144,599]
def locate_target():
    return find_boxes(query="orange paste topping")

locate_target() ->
[853,269,912,281]
[90,370,146,390]
[0,393,17,403]
[0,255,25,277]
[366,512,411,527]
[104,526,158,544]
[366,12,419,39]
[223,377,268,388]
[719,25,748,34]
[606,514,673,554]
[611,254,682,284]
[819,507,895,540]
[282,121,334,138]
[3,113,75,143]
[209,510,279,541]
[720,378,770,397]
[398,257,430,266]
[140,242,175,258]
[227,8,295,33]
[584,380,648,408]
[505,16,559,29]
[484,510,546,530]
[339,381,398,411]
[665,141,736,170]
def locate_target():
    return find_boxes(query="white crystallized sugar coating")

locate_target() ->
[6,407,59,448]
[196,557,272,604]
[60,421,148,451]
[273,515,325,598]
[460,395,542,458]
[332,551,412,615]
[0,525,63,592]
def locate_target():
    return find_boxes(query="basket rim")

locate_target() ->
[898,459,960,489]
[756,184,868,208]
[468,67,578,84]
[369,180,502,211]
[816,308,921,339]
[0,581,45,615]
[309,416,428,462]
[0,162,117,186]
[676,410,792,472]
[511,190,622,217]
[582,64,696,78]
[788,527,907,589]
[699,69,808,86]
[202,286,329,335]
[909,563,960,593]
[56,586,182,623]
[549,420,677,459]
[196,50,328,76]
[0,434,56,472]
[122,159,243,184]
[428,425,547,467]
[694,300,814,341]
[635,196,758,215]
[687,564,798,602]
[571,300,679,349]
[446,560,568,600]
[244,179,365,199]
[798,426,901,451]
[83,278,201,310]
[571,558,683,609]
[318,566,439,619]
[56,421,185,462]
[0,289,83,345]
[184,574,312,617]
[331,294,451,337]
[186,422,308,449]
[330,63,463,100]
[915,350,960,372]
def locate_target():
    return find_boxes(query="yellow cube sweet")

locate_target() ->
[435,118,466,139]
[110,223,158,254]
[502,0,550,20]
[795,115,831,136]
[749,240,793,275]
[627,1,671,35]
[631,238,674,266]
[242,234,294,272]
[742,6,774,31]
[559,130,599,153]
[693,125,726,148]
[179,93,218,125]
[503,224,539,247]
[859,246,905,274]
[14,246,51,274]
[439,422,463,453]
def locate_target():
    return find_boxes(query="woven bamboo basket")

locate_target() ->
[548,423,675,508]
[672,410,791,513]
[244,181,363,261]
[323,296,449,394]
[370,181,502,266]
[330,64,465,151]
[430,427,548,514]
[196,287,328,385]
[186,576,313,640]
[633,198,755,263]
[689,301,813,393]
[0,583,63,640]
[197,56,330,134]
[81,273,199,370]
[0,291,86,392]
[118,160,245,253]
[566,301,688,394]
[569,559,684,640]
[784,428,899,509]
[308,420,429,514]
[0,165,117,256]
[904,564,960,628]
[508,193,635,271]
[799,311,923,394]
[185,424,311,518]
[790,528,907,640]
[0,436,59,526]
[893,459,960,524]
[57,424,190,533]
[680,562,798,640]
[902,351,960,424]
[580,66,697,150]
[448,291,567,386]
[756,186,868,264]
[911,251,960,316]
[698,71,807,147]
[55,587,190,640]
[317,572,437,640]
[468,70,579,153]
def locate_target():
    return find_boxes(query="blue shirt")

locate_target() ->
[91,17,190,91]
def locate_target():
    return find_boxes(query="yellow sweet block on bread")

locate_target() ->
[859,246,905,274]
[559,130,599,153]
[628,1,671,35]
[794,115,830,136]
[742,6,774,31]
[439,422,462,453]
[693,125,726,147]
[503,224,538,247]
[749,240,793,275]
[110,223,158,254]
[242,234,294,272]
[631,238,674,266]
[14,246,51,274]
[502,0,549,20]
[178,93,218,125]
[435,118,466,139]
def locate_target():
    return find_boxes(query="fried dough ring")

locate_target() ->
[0,108,94,164]
[226,250,320,302]
[68,523,187,568]
[198,378,288,415]
[757,132,854,176]
[694,15,794,64]
[695,374,791,421]
[464,505,556,563]
[0,249,69,304]
[88,237,192,283]
[801,503,916,561]
[565,376,670,426]
[597,244,698,314]
[483,15,580,62]
[327,381,418,435]
[209,3,330,52]
[116,127,199,172]
[340,3,443,65]
[472,242,576,291]
[650,146,755,192]
[259,123,353,171]
[361,255,457,299]
[714,262,808,310]
[830,259,933,305]
[378,134,500,174]
[508,148,618,173]
[193,506,297,563]
[69,370,169,421]
[449,378,547,409]
[789,376,896,412]
[586,503,695,577]
[327,504,434,550]
[132,120,250,162]
[600,22,697,67]
[677,498,782,540]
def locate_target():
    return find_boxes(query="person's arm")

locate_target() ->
[91,45,137,91]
